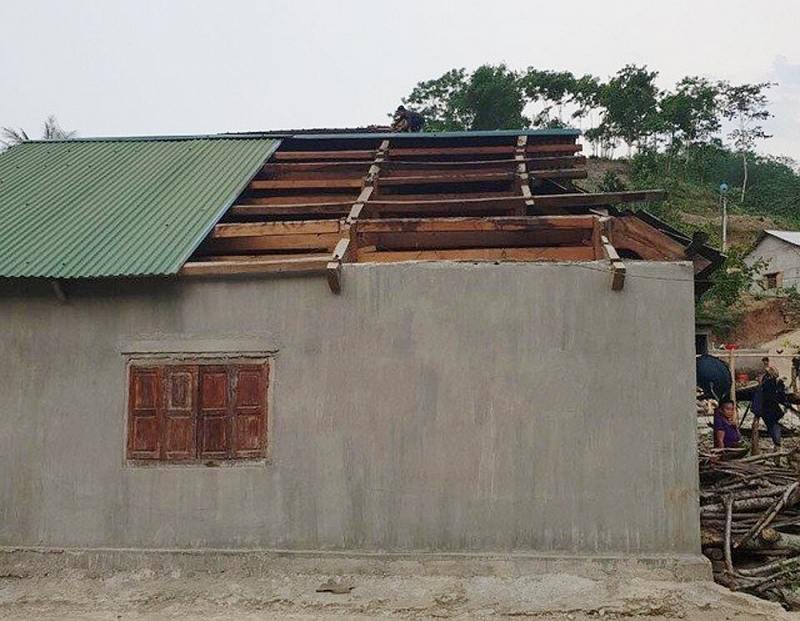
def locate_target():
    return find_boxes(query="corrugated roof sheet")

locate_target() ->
[0,136,279,278]
[764,230,800,248]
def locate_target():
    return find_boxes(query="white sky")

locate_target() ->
[2,0,799,161]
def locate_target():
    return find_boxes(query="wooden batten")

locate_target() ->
[357,246,596,263]
[600,234,626,291]
[181,255,330,276]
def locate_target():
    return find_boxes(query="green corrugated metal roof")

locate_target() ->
[0,136,279,278]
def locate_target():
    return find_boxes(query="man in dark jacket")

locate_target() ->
[392,106,425,132]
[759,357,783,448]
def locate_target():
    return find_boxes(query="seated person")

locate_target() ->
[714,400,742,448]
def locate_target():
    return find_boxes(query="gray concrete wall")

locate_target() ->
[0,261,701,554]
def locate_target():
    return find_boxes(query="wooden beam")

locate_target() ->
[237,195,358,206]
[346,186,375,225]
[357,230,593,251]
[210,220,341,238]
[227,203,351,218]
[600,234,626,291]
[250,178,364,190]
[268,143,581,162]
[609,216,687,261]
[327,237,351,294]
[355,215,598,233]
[356,246,596,263]
[533,190,667,208]
[181,256,329,276]
[198,233,340,253]
[272,149,375,161]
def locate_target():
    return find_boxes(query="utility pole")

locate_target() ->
[719,183,729,252]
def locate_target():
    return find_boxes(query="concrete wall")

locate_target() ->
[0,261,701,555]
[746,235,800,292]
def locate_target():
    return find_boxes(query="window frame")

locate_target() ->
[124,355,272,467]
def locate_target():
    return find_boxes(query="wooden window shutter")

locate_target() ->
[162,366,197,461]
[232,364,268,459]
[198,365,230,459]
[127,366,161,460]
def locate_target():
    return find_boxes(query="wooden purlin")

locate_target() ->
[600,225,627,291]
[515,135,537,216]
[327,140,389,293]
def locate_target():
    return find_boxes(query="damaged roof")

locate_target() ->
[0,136,279,278]
[0,129,722,293]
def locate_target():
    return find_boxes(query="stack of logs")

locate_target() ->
[700,449,800,608]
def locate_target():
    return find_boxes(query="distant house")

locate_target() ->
[745,230,800,292]
[0,129,719,566]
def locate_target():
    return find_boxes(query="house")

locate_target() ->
[0,129,718,565]
[745,230,800,292]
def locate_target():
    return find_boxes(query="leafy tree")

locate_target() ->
[657,77,721,173]
[1,115,76,150]
[460,64,529,130]
[696,247,768,337]
[403,65,529,131]
[521,69,577,127]
[402,68,470,132]
[596,65,661,153]
[719,81,774,202]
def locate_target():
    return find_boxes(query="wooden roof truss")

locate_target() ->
[182,133,704,294]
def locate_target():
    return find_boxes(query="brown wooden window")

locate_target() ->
[127,361,268,463]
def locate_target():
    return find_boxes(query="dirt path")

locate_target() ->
[2,568,798,620]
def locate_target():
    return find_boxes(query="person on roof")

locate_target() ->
[392,105,425,133]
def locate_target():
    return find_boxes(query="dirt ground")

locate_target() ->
[2,564,800,621]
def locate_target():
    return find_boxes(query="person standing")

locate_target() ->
[759,357,783,449]
[714,400,742,448]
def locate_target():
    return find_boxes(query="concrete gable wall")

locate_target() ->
[0,262,700,554]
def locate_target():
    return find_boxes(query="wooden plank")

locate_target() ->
[326,237,352,294]
[272,150,375,161]
[181,256,330,276]
[210,220,341,238]
[364,201,520,218]
[355,215,598,233]
[379,172,515,185]
[250,178,363,190]
[356,246,596,262]
[191,253,332,263]
[237,195,358,205]
[198,233,340,253]
[600,234,626,291]
[357,230,593,251]
[387,143,582,157]
[609,216,687,261]
[533,190,666,208]
[268,143,581,163]
[346,186,375,225]
[227,203,351,218]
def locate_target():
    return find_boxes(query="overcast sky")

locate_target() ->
[2,1,799,161]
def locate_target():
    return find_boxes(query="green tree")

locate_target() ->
[1,115,76,150]
[403,64,529,131]
[657,77,721,173]
[719,82,774,202]
[596,65,661,154]
[521,69,577,127]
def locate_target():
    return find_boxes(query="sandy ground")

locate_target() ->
[2,566,800,621]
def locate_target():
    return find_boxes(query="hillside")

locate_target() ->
[581,157,790,250]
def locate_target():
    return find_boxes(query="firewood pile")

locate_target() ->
[700,448,800,608]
